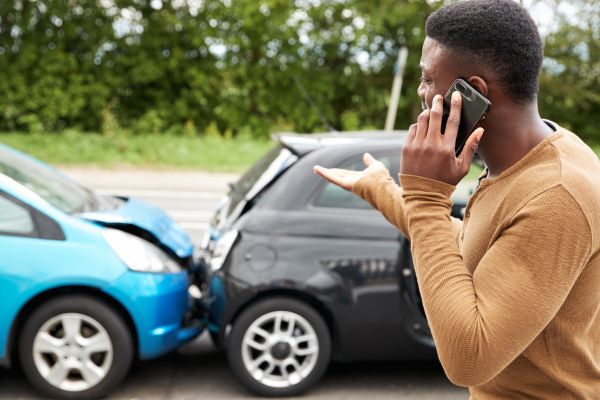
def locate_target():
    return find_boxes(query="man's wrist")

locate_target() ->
[351,168,393,198]
[399,174,456,199]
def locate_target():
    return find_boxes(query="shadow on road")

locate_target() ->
[0,333,468,400]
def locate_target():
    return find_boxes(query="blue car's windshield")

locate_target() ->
[0,145,97,214]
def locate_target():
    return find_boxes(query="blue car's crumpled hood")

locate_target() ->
[80,197,194,259]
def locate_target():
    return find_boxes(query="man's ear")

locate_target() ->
[467,76,489,97]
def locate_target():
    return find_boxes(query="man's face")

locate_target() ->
[417,37,457,111]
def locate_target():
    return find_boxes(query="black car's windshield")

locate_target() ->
[0,145,97,214]
[226,145,297,219]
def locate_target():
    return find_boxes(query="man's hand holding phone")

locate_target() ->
[401,91,484,186]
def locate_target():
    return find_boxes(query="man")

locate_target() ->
[314,0,600,398]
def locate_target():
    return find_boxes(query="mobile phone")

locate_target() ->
[441,78,491,155]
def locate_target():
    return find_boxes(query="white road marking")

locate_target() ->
[166,211,214,219]
[178,222,210,230]
[96,188,224,200]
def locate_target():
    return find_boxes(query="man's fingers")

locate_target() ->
[444,91,462,145]
[313,165,340,185]
[414,109,430,142]
[407,123,417,144]
[426,94,444,140]
[313,165,352,190]
[458,127,484,167]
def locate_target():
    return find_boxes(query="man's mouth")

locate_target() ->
[421,101,428,111]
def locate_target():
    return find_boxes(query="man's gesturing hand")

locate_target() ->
[313,153,389,191]
[401,91,484,186]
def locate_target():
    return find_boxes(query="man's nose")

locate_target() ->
[417,81,425,99]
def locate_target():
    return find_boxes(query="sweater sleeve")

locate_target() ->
[352,169,463,241]
[399,174,591,387]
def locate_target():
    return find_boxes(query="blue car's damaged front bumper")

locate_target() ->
[105,270,204,360]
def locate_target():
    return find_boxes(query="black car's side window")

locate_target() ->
[314,154,400,209]
[0,194,35,236]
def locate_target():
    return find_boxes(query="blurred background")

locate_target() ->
[0,0,598,168]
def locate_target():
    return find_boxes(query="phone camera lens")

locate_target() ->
[456,81,472,97]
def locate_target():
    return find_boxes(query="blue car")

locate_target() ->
[0,144,203,399]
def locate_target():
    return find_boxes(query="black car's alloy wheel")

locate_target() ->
[227,297,331,397]
[18,295,133,399]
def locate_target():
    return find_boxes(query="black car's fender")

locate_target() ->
[208,269,341,357]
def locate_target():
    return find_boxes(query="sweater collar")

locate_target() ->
[478,123,564,187]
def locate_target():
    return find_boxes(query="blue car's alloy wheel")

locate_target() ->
[227,297,331,397]
[32,312,113,391]
[19,295,133,400]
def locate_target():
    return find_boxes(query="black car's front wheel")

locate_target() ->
[227,297,331,397]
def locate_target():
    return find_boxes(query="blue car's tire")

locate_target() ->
[18,295,133,399]
[227,297,331,397]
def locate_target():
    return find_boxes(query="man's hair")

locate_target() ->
[425,0,543,103]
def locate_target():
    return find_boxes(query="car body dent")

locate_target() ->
[80,197,194,259]
[213,228,434,361]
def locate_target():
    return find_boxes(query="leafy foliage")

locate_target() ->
[0,0,597,143]
[538,0,599,143]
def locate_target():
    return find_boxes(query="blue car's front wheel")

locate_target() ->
[18,295,134,399]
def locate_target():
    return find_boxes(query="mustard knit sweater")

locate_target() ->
[352,127,600,399]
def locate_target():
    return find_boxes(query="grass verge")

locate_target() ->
[1,131,598,173]
[0,131,273,172]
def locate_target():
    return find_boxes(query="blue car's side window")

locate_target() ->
[0,195,35,236]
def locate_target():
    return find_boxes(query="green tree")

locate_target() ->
[538,0,599,142]
[108,0,222,134]
[0,0,114,131]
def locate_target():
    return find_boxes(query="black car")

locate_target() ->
[197,131,477,397]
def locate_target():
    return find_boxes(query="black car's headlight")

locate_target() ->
[210,229,238,272]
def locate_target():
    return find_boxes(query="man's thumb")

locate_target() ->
[363,152,375,166]
[460,128,484,164]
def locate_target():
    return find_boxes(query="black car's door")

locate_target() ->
[307,152,436,361]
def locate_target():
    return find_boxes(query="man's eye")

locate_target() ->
[419,76,432,83]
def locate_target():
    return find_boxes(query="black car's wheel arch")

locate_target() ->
[222,288,340,358]
[5,285,139,368]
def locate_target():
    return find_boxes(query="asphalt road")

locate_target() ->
[0,167,468,400]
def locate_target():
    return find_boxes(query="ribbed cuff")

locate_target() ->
[399,174,456,198]
[352,168,392,198]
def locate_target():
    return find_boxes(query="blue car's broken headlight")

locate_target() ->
[102,229,181,273]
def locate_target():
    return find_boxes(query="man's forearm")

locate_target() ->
[352,169,411,239]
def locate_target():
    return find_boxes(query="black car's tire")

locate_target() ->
[18,295,133,399]
[227,297,331,397]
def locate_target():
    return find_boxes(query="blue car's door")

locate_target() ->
[0,191,119,363]
[0,191,48,361]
